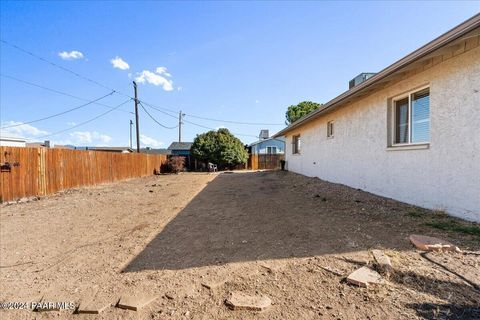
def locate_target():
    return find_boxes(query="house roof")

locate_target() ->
[53,144,74,149]
[141,148,172,155]
[273,14,480,138]
[248,137,285,147]
[88,147,134,152]
[0,136,26,142]
[167,142,193,151]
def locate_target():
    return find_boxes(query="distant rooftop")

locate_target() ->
[1,136,26,142]
[87,147,134,153]
[167,142,193,151]
[248,136,285,147]
[141,148,172,155]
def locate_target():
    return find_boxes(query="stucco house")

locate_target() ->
[274,14,480,222]
[248,130,285,155]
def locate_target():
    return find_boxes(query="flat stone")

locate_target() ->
[346,266,383,288]
[201,279,226,290]
[224,291,271,311]
[409,234,459,252]
[117,294,158,311]
[77,296,111,314]
[371,250,392,273]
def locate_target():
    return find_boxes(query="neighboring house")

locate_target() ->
[85,147,134,153]
[167,142,193,156]
[167,142,194,168]
[140,147,172,155]
[248,130,285,155]
[26,140,51,148]
[274,15,480,222]
[53,144,74,149]
[0,136,26,147]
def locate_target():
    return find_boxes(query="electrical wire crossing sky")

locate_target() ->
[1,1,478,147]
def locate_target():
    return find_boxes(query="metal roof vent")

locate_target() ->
[349,72,376,89]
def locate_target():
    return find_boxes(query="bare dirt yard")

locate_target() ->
[1,171,479,319]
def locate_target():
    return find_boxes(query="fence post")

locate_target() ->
[38,148,47,196]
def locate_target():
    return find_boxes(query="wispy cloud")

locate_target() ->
[53,131,113,147]
[69,131,112,144]
[140,134,163,147]
[110,56,130,70]
[58,50,84,60]
[134,67,173,91]
[0,121,48,138]
[67,121,77,126]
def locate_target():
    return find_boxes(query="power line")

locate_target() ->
[1,40,282,130]
[0,40,133,99]
[138,102,178,129]
[184,114,284,126]
[0,91,115,129]
[138,100,179,119]
[141,101,260,138]
[182,119,258,138]
[137,97,179,115]
[0,74,133,114]
[141,100,283,126]
[36,98,132,139]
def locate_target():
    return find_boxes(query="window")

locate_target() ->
[327,121,334,138]
[292,135,301,154]
[266,146,277,154]
[393,88,430,145]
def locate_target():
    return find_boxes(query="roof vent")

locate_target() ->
[259,130,269,140]
[349,73,376,89]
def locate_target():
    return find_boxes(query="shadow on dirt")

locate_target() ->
[406,302,480,320]
[392,269,480,319]
[122,171,458,272]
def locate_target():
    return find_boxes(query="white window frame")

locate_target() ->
[292,134,301,154]
[327,121,334,138]
[266,146,277,154]
[391,85,430,147]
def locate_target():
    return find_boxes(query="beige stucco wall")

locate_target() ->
[285,47,480,222]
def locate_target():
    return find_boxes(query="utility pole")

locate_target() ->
[129,120,133,149]
[178,110,183,142]
[133,81,140,153]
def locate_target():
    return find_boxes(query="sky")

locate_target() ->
[1,1,479,148]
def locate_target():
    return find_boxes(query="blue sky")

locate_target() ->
[1,1,478,147]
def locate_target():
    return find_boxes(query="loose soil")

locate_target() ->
[1,171,479,319]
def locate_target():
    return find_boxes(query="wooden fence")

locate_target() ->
[0,147,167,202]
[248,154,284,170]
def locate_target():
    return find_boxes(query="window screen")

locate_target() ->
[411,89,430,143]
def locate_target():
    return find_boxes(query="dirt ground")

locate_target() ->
[0,171,479,320]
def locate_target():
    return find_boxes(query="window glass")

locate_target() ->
[395,97,409,144]
[327,121,334,137]
[292,135,301,154]
[411,89,430,143]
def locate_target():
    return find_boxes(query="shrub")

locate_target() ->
[168,156,185,174]
[191,128,248,170]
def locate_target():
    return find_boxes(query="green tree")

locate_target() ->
[285,101,321,125]
[191,128,248,169]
